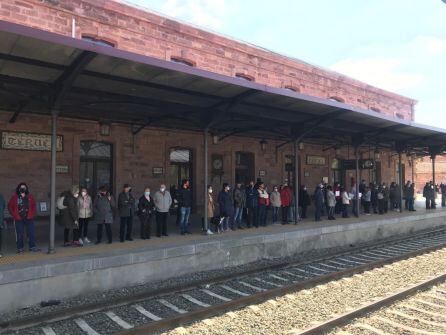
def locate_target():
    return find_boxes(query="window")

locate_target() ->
[170,57,195,67]
[170,149,191,163]
[284,86,299,93]
[328,96,345,103]
[396,113,404,119]
[369,107,381,113]
[235,73,254,82]
[81,36,115,47]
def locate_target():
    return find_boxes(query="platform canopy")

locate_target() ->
[0,20,445,155]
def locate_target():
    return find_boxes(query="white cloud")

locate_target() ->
[161,0,230,29]
[331,57,423,92]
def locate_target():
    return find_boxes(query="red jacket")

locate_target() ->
[280,186,293,207]
[8,193,37,221]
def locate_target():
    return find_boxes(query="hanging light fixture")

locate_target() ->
[260,139,267,151]
[99,122,111,136]
[212,135,219,145]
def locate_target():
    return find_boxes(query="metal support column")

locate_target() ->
[432,154,436,206]
[411,156,415,184]
[355,146,360,217]
[203,127,209,229]
[398,152,403,213]
[294,139,300,223]
[48,109,58,254]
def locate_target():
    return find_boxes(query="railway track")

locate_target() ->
[299,271,446,335]
[3,228,446,335]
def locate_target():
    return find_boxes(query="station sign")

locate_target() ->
[1,131,63,152]
[342,159,375,170]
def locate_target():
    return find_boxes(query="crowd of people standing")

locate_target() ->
[1,178,446,256]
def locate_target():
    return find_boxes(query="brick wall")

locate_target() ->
[0,0,416,120]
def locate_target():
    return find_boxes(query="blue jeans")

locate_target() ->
[180,207,191,233]
[272,207,280,223]
[258,205,267,226]
[234,207,243,227]
[15,219,36,250]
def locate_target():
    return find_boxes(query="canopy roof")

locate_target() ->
[0,20,445,155]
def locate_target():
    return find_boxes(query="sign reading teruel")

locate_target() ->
[1,131,63,151]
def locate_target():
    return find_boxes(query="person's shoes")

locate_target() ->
[141,237,146,240]
[206,229,214,235]
[186,231,192,235]
[180,232,185,236]
[95,241,101,245]
[120,240,125,243]
[162,233,168,237]
[107,241,112,244]
[63,242,72,247]
[238,226,244,230]
[83,237,91,244]
[126,238,133,241]
[72,241,82,247]
[30,247,41,252]
[157,235,162,237]
[147,236,151,239]
[17,248,25,254]
[78,238,84,246]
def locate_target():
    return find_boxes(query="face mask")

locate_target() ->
[81,192,87,197]
[145,191,150,196]
[160,187,166,192]
[226,187,230,191]
[303,187,307,191]
[101,192,107,196]
[274,189,278,192]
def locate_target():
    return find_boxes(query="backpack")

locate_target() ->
[57,196,66,210]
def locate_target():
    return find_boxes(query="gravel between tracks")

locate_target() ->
[161,248,446,335]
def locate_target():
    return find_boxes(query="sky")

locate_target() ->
[124,0,446,128]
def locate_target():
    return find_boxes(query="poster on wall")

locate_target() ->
[1,131,63,152]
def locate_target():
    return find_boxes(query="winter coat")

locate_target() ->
[153,191,172,213]
[279,186,292,207]
[327,190,336,207]
[233,187,246,208]
[0,194,5,227]
[408,185,415,198]
[218,190,234,216]
[314,187,324,208]
[270,191,282,207]
[78,194,93,219]
[8,193,37,221]
[177,188,192,208]
[93,194,115,224]
[245,186,258,208]
[342,191,351,205]
[118,191,135,217]
[207,194,215,218]
[137,195,155,219]
[299,188,311,207]
[60,192,79,229]
[363,190,372,202]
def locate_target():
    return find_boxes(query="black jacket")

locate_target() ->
[177,188,192,207]
[118,191,135,217]
[138,195,155,218]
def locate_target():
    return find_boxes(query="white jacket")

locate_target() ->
[342,191,351,205]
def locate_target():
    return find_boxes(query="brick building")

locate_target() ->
[0,0,434,211]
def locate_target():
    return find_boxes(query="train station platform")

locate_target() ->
[1,206,446,314]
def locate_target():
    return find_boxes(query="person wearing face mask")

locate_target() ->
[77,187,93,244]
[245,180,258,228]
[382,183,389,213]
[138,187,155,240]
[60,185,81,247]
[270,185,281,224]
[118,184,135,242]
[8,182,39,253]
[279,182,292,224]
[94,186,115,244]
[299,185,311,219]
[177,179,193,235]
[257,182,269,227]
[153,184,172,237]
[218,183,235,231]
[206,185,215,235]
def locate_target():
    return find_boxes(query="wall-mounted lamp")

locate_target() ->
[260,139,267,151]
[212,135,219,145]
[99,122,111,136]
[298,142,304,150]
[374,149,380,160]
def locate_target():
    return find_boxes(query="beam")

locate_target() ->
[8,100,27,123]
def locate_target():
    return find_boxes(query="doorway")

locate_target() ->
[80,141,113,196]
[235,151,255,185]
[169,148,193,191]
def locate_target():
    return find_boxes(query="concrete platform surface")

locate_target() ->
[0,207,445,314]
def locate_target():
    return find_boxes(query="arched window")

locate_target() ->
[170,57,195,67]
[235,73,254,82]
[284,86,299,93]
[81,35,115,47]
[369,107,381,113]
[328,96,345,103]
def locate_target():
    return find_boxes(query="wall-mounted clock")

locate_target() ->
[212,154,223,173]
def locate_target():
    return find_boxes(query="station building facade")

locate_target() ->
[0,0,423,212]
